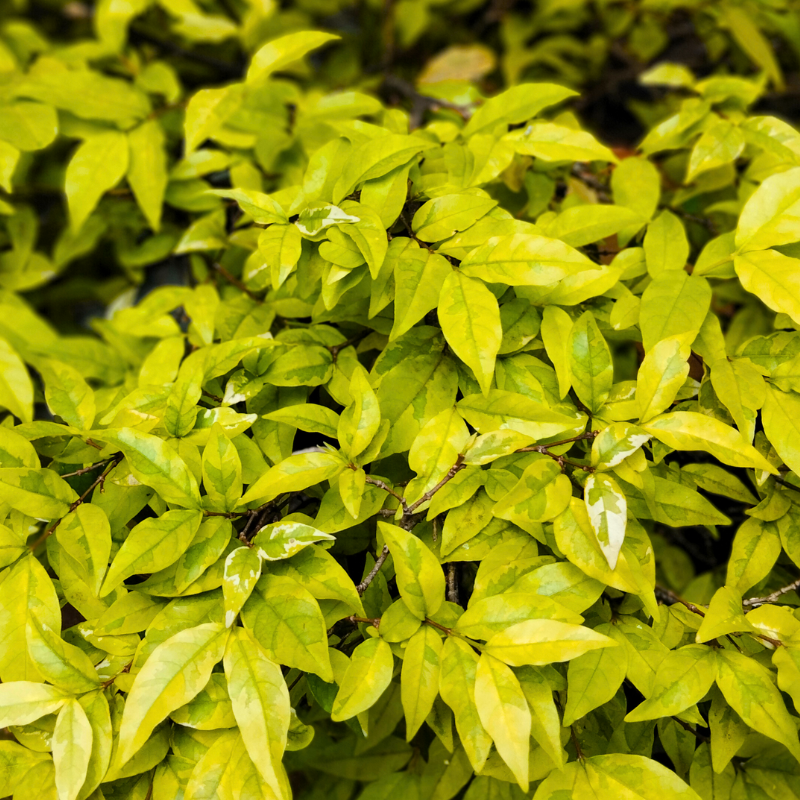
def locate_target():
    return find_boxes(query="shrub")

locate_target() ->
[2,7,800,800]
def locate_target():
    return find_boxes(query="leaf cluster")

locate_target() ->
[3,5,800,800]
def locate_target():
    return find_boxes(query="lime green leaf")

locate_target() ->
[510,122,617,163]
[65,131,129,231]
[128,119,167,232]
[644,211,688,275]
[716,648,800,760]
[541,306,573,398]
[735,167,800,252]
[247,31,340,84]
[40,359,95,430]
[438,270,502,395]
[0,555,61,682]
[563,623,628,726]
[0,101,58,151]
[485,619,617,667]
[242,574,333,681]
[463,83,577,137]
[439,637,492,772]
[515,665,564,767]
[734,250,800,326]
[625,645,717,722]
[0,681,67,728]
[0,467,78,518]
[639,272,711,352]
[762,384,800,477]
[637,335,691,422]
[554,499,653,597]
[223,546,262,627]
[461,233,591,287]
[223,627,290,799]
[202,423,243,512]
[257,223,303,290]
[727,517,781,594]
[569,310,613,414]
[263,404,340,439]
[723,6,784,89]
[591,423,651,471]
[455,593,582,640]
[547,205,642,248]
[338,366,381,458]
[266,544,364,616]
[102,427,202,508]
[117,622,229,765]
[379,521,445,620]
[401,625,442,740]
[53,699,92,800]
[534,754,702,800]
[0,337,33,422]
[239,451,345,506]
[696,586,758,643]
[413,191,497,242]
[458,390,584,442]
[209,188,288,225]
[331,637,394,721]
[333,133,437,202]
[642,411,776,472]
[584,472,627,570]
[27,613,101,694]
[252,521,335,561]
[101,509,203,597]
[492,458,572,534]
[474,652,531,790]
[686,120,745,182]
[184,85,242,155]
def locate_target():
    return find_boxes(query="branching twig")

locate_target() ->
[655,584,706,617]
[406,455,466,515]
[211,262,261,302]
[744,578,800,607]
[364,476,408,511]
[357,545,390,595]
[517,431,599,472]
[383,75,471,128]
[30,453,123,551]
[672,716,710,743]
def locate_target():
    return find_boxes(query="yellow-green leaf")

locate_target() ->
[379,521,445,620]
[331,637,394,721]
[102,427,202,508]
[438,270,501,396]
[0,337,33,422]
[223,627,290,799]
[53,699,93,800]
[474,652,531,791]
[100,509,203,597]
[117,622,229,765]
[127,119,167,232]
[65,131,129,231]
[401,625,442,740]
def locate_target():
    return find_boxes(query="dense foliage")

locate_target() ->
[4,2,800,800]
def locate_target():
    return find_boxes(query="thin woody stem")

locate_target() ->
[570,727,585,762]
[58,457,117,479]
[406,455,466,514]
[211,262,261,302]
[357,545,390,595]
[744,577,800,607]
[29,453,123,551]
[364,476,408,511]
[655,584,706,617]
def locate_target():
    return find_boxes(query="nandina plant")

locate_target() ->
[2,16,800,800]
